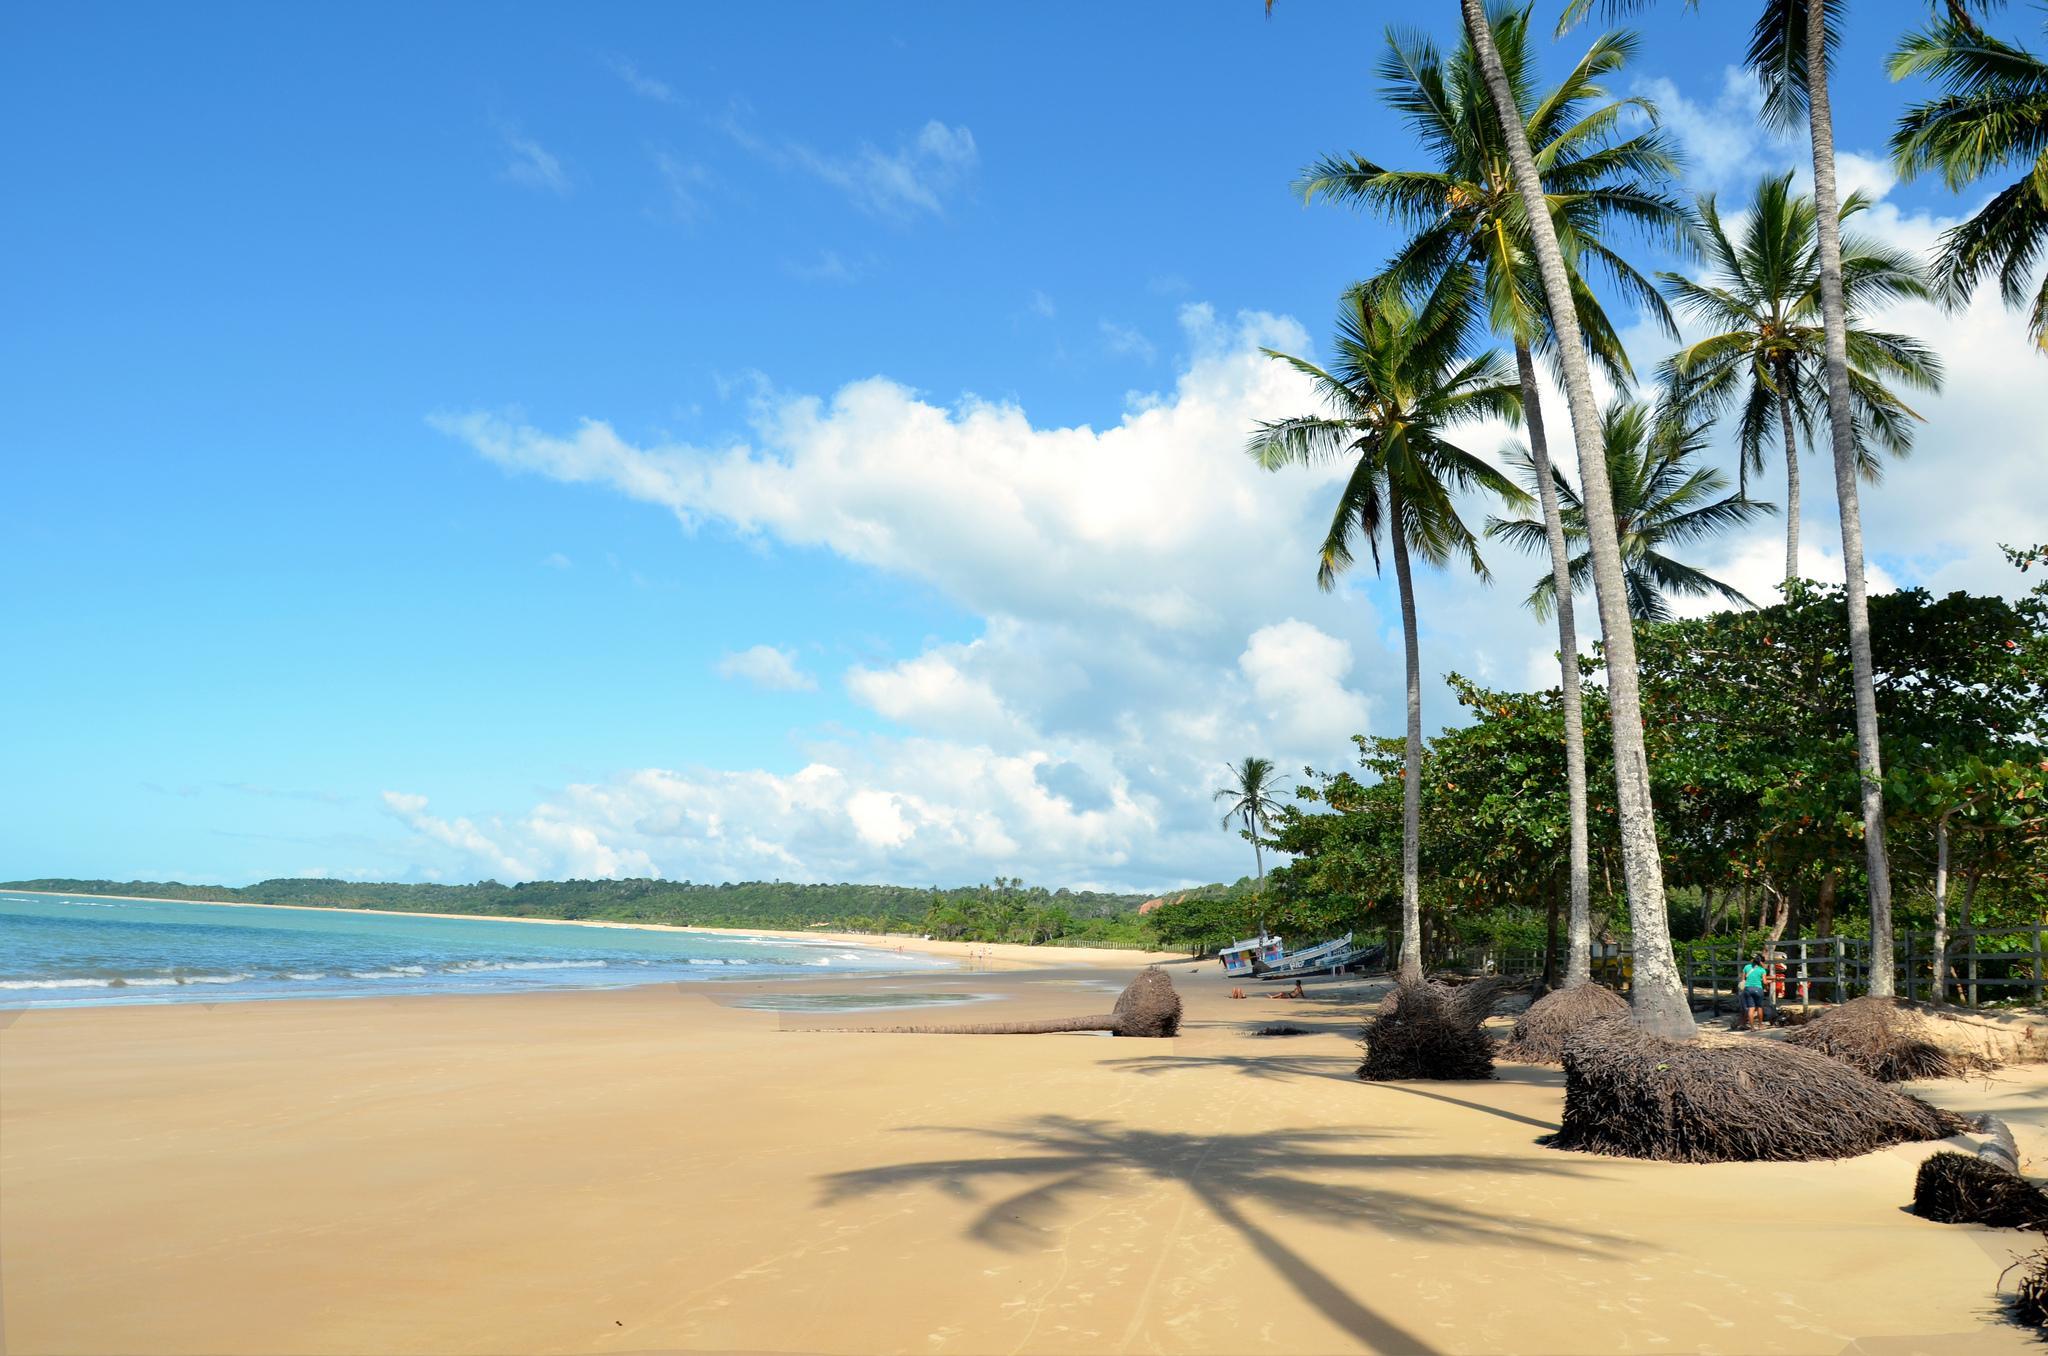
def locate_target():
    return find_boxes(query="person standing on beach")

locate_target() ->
[1740,954,1769,1029]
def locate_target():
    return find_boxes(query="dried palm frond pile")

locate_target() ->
[1785,996,1999,1082]
[1547,1018,1968,1162]
[1358,979,1498,1082]
[1912,1150,2048,1230]
[1499,982,1630,1063]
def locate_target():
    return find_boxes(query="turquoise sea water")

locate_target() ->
[0,892,948,1007]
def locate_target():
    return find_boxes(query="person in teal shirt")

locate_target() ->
[1741,955,1769,1028]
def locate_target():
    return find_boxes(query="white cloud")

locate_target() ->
[1238,620,1375,751]
[419,202,2045,888]
[716,644,816,692]
[1028,290,1057,319]
[609,58,677,105]
[498,126,571,196]
[1099,319,1157,363]
[719,109,977,221]
[541,552,572,570]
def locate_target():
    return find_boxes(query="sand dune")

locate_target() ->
[3,964,2043,1354]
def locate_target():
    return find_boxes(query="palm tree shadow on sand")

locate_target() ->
[818,1114,1624,1355]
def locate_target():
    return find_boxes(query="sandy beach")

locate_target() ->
[4,961,2044,1356]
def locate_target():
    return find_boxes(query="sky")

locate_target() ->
[4,2,2042,892]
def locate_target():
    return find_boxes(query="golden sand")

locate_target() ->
[3,961,2043,1355]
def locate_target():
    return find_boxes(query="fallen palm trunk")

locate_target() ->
[1499,982,1629,1064]
[1548,1018,1967,1162]
[1359,979,1499,1081]
[832,966,1182,1038]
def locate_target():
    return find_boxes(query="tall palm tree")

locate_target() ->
[1890,8,2048,350]
[1750,0,1904,995]
[1661,174,1943,583]
[1490,398,1772,621]
[1248,270,1524,985]
[1562,0,1915,998]
[1214,756,1286,895]
[1295,2,1687,991]
[1457,0,1698,1037]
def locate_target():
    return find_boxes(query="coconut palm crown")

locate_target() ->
[1297,3,1687,378]
[1214,756,1287,893]
[1658,173,1943,579]
[1489,398,1772,623]
[1890,8,2048,350]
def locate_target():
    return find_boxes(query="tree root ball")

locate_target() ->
[1359,981,1498,1082]
[1110,965,1183,1038]
[2016,1250,2048,1330]
[1912,1151,2048,1230]
[1547,1018,1969,1162]
[1785,996,1999,1082]
[1500,982,1631,1064]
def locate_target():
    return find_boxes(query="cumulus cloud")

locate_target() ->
[716,644,816,692]
[414,173,2044,888]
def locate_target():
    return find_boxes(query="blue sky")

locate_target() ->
[5,2,2041,890]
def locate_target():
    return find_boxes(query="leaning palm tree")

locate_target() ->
[1490,398,1772,622]
[1456,0,1697,1037]
[1214,756,1286,893]
[1248,269,1523,986]
[1661,173,1943,584]
[1296,2,1686,991]
[1890,8,2048,350]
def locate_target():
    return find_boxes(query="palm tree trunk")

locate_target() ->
[1388,492,1425,987]
[1932,810,1951,997]
[1461,0,1694,1038]
[1777,390,1801,585]
[1514,341,1593,989]
[1804,7,1896,998]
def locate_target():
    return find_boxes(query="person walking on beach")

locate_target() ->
[1741,954,1769,1029]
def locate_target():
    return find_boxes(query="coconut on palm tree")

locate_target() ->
[1890,7,2048,350]
[1295,2,1686,990]
[1660,173,1942,585]
[1248,269,1524,986]
[1457,0,1698,1038]
[1489,398,1772,622]
[1214,756,1287,895]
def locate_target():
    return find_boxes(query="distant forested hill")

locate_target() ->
[1,876,1217,947]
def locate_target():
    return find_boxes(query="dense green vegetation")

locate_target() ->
[0,874,1199,949]
[1186,549,2047,983]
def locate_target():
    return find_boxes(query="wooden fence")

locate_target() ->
[1482,923,2048,1009]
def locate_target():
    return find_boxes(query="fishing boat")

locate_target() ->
[1218,933,1286,978]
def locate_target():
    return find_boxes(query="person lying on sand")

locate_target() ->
[1265,980,1306,1000]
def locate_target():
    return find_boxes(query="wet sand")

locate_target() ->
[3,962,2043,1355]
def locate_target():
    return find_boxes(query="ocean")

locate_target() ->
[0,892,949,1007]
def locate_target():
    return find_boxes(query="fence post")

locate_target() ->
[1968,929,1980,1006]
[2035,925,2044,1007]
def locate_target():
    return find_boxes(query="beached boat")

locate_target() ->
[1255,931,1363,979]
[1218,933,1286,978]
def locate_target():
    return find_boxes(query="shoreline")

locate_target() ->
[1,887,1163,981]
